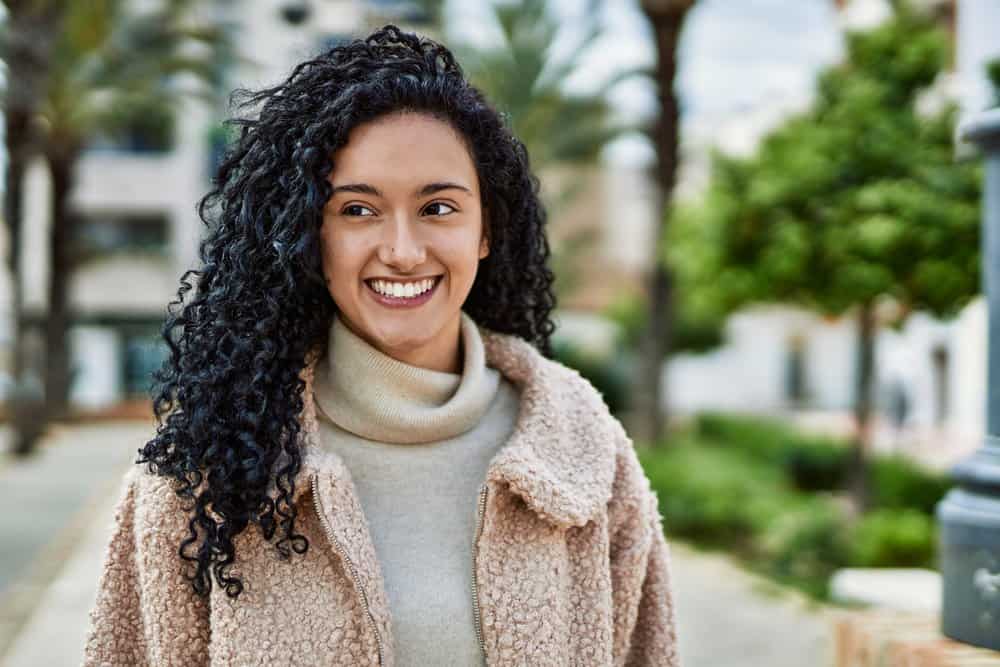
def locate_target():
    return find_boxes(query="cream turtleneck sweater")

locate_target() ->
[312,310,521,666]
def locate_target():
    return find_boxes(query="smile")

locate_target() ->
[364,276,442,309]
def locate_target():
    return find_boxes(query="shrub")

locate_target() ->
[694,413,952,513]
[639,439,789,554]
[754,496,852,598]
[868,455,952,515]
[848,508,937,568]
[782,442,850,492]
[694,412,794,463]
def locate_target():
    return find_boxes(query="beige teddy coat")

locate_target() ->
[81,325,681,666]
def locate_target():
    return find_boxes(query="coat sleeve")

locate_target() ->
[608,429,682,667]
[81,465,211,667]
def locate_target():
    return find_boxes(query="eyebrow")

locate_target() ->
[330,181,473,199]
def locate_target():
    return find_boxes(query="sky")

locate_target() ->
[444,0,847,167]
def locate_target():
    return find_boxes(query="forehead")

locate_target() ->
[328,112,478,191]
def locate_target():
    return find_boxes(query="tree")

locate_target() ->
[636,0,697,446]
[450,0,638,302]
[35,0,230,430]
[668,4,982,512]
[1,1,68,455]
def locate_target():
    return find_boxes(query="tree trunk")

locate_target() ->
[2,1,65,456]
[848,300,877,515]
[637,1,693,446]
[5,113,30,381]
[3,113,48,456]
[44,144,82,423]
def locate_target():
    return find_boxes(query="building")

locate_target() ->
[4,0,438,411]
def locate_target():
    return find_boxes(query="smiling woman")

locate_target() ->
[82,23,681,667]
[320,112,490,373]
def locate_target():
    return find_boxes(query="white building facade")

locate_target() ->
[2,0,433,409]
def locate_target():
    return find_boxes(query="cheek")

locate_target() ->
[441,228,486,272]
[321,228,363,277]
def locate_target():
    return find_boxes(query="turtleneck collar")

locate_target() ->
[312,310,501,444]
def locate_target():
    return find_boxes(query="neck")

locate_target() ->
[340,314,463,374]
[311,309,500,444]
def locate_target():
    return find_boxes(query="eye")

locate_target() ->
[342,204,376,217]
[422,201,456,217]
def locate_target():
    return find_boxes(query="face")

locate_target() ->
[319,111,489,372]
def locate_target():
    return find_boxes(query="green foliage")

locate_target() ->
[451,0,630,169]
[693,412,951,511]
[987,58,1000,108]
[848,508,937,567]
[602,291,725,355]
[755,497,852,597]
[45,0,232,149]
[638,438,790,551]
[601,292,647,350]
[668,6,982,321]
[448,0,638,305]
[695,412,843,466]
[638,414,947,601]
[783,442,850,492]
[869,455,952,514]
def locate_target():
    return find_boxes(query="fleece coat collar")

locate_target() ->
[290,324,620,528]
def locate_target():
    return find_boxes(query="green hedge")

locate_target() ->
[848,508,937,568]
[754,496,853,598]
[639,413,948,602]
[639,438,789,552]
[693,412,952,513]
[869,456,952,515]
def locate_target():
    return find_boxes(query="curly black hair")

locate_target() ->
[136,24,557,600]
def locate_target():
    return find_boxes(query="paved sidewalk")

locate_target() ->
[0,421,153,666]
[670,540,837,666]
[0,423,841,667]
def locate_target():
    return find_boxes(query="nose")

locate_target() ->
[376,213,426,270]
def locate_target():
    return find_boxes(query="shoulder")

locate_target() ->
[538,350,620,420]
[540,355,657,526]
[116,464,197,545]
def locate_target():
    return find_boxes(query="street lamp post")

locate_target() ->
[937,107,1000,651]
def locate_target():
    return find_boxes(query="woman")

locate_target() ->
[82,24,680,667]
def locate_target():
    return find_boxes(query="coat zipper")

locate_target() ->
[471,481,489,664]
[311,473,384,667]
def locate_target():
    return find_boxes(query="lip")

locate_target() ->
[364,275,442,309]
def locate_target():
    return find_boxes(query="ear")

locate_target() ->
[479,233,490,260]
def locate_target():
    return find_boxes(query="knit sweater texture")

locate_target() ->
[312,310,520,665]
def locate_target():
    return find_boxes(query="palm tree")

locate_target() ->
[36,0,231,433]
[637,0,697,446]
[451,0,641,301]
[1,1,68,455]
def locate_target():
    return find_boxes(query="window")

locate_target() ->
[122,330,168,398]
[76,213,169,256]
[87,98,176,153]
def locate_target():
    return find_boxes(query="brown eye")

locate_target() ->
[342,204,376,217]
[423,202,456,217]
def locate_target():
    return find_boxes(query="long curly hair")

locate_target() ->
[136,24,557,600]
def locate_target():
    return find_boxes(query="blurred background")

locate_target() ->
[1,0,999,665]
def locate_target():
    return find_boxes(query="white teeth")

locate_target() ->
[370,277,436,298]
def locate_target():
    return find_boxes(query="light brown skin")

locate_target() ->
[319,110,490,374]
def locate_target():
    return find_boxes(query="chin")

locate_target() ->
[366,320,437,349]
